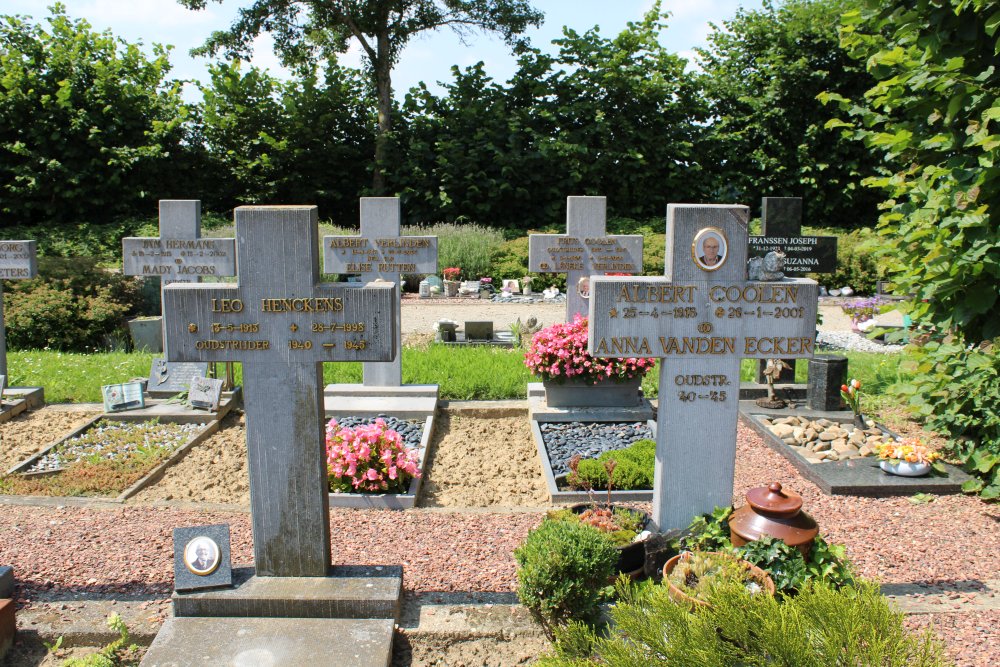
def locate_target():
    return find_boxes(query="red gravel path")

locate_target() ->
[0,420,996,665]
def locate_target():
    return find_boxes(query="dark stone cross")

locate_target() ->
[529,196,643,321]
[589,205,818,531]
[0,240,37,377]
[323,198,437,386]
[163,206,396,576]
[749,197,837,383]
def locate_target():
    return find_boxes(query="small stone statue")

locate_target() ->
[748,251,786,281]
[756,358,792,409]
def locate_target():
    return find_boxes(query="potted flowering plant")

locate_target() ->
[525,314,655,407]
[326,418,422,494]
[842,297,884,332]
[875,436,945,477]
[442,267,461,296]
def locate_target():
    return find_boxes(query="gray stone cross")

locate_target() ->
[163,206,397,577]
[323,198,437,386]
[122,200,236,357]
[589,205,818,531]
[0,240,38,377]
[529,196,643,321]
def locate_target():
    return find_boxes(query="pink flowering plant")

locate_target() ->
[325,418,421,494]
[524,314,656,384]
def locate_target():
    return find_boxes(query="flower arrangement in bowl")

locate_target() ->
[524,314,656,385]
[841,296,884,328]
[875,436,945,477]
[663,550,776,608]
[325,418,421,493]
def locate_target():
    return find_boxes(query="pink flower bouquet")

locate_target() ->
[326,418,421,494]
[524,314,656,385]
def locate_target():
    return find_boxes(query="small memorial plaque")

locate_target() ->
[173,524,233,591]
[0,241,38,279]
[188,375,223,411]
[102,381,146,412]
[465,321,494,341]
[148,358,210,396]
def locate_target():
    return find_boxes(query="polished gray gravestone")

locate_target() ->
[589,204,818,531]
[749,197,837,383]
[529,196,643,321]
[122,200,235,355]
[163,206,396,576]
[323,197,437,387]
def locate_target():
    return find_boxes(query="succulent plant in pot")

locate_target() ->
[664,550,776,607]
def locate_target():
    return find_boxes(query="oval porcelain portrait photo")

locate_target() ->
[692,227,728,272]
[183,536,221,576]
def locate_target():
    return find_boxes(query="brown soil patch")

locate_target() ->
[392,635,549,667]
[419,414,548,508]
[0,407,98,472]
[129,412,250,505]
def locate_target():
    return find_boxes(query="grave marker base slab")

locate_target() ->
[172,566,402,619]
[141,617,394,667]
[742,406,973,495]
[0,387,44,425]
[324,384,438,420]
[527,382,654,422]
[99,389,241,424]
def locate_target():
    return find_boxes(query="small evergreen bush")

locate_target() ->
[815,227,884,294]
[4,258,142,352]
[425,222,503,281]
[514,518,618,634]
[537,579,951,666]
[570,439,655,490]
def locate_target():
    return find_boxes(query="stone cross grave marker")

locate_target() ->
[589,204,818,531]
[529,196,643,321]
[323,197,437,386]
[0,240,38,377]
[123,200,236,356]
[163,206,396,576]
[749,197,837,383]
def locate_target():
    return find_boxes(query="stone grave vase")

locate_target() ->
[543,375,643,408]
[443,280,459,297]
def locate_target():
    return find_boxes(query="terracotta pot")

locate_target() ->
[570,503,650,577]
[662,551,776,608]
[729,482,818,557]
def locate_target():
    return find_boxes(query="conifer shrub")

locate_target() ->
[514,518,618,634]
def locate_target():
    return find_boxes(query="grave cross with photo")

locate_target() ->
[529,196,643,321]
[163,206,397,576]
[323,197,437,387]
[589,204,819,531]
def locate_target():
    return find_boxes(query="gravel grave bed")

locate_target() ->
[0,408,99,473]
[540,421,654,476]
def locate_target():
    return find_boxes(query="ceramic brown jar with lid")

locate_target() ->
[729,482,818,556]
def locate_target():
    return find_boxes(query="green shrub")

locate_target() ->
[514,518,618,634]
[897,338,1000,499]
[4,258,143,352]
[424,222,504,281]
[813,227,884,294]
[537,578,951,666]
[570,439,655,491]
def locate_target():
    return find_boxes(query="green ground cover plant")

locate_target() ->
[537,578,950,666]
[568,439,655,491]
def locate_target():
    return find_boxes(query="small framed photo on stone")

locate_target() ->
[173,524,232,591]
[692,227,728,272]
[502,279,521,293]
[188,375,223,411]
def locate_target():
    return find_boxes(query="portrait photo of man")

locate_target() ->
[692,228,729,271]
[184,536,220,576]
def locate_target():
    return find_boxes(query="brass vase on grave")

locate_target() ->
[729,482,818,556]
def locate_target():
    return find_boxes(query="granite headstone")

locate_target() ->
[0,240,38,378]
[173,524,233,592]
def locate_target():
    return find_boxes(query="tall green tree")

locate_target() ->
[177,0,543,195]
[697,0,879,224]
[389,4,708,228]
[0,3,191,226]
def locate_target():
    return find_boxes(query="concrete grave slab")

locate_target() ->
[0,387,44,425]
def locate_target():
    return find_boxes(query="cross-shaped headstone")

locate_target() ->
[123,201,236,357]
[0,240,38,378]
[163,206,397,577]
[529,196,643,321]
[323,198,437,386]
[589,204,818,531]
[748,197,837,383]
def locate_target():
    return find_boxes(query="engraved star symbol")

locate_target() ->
[289,323,298,332]
[188,324,198,333]
[609,308,618,318]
